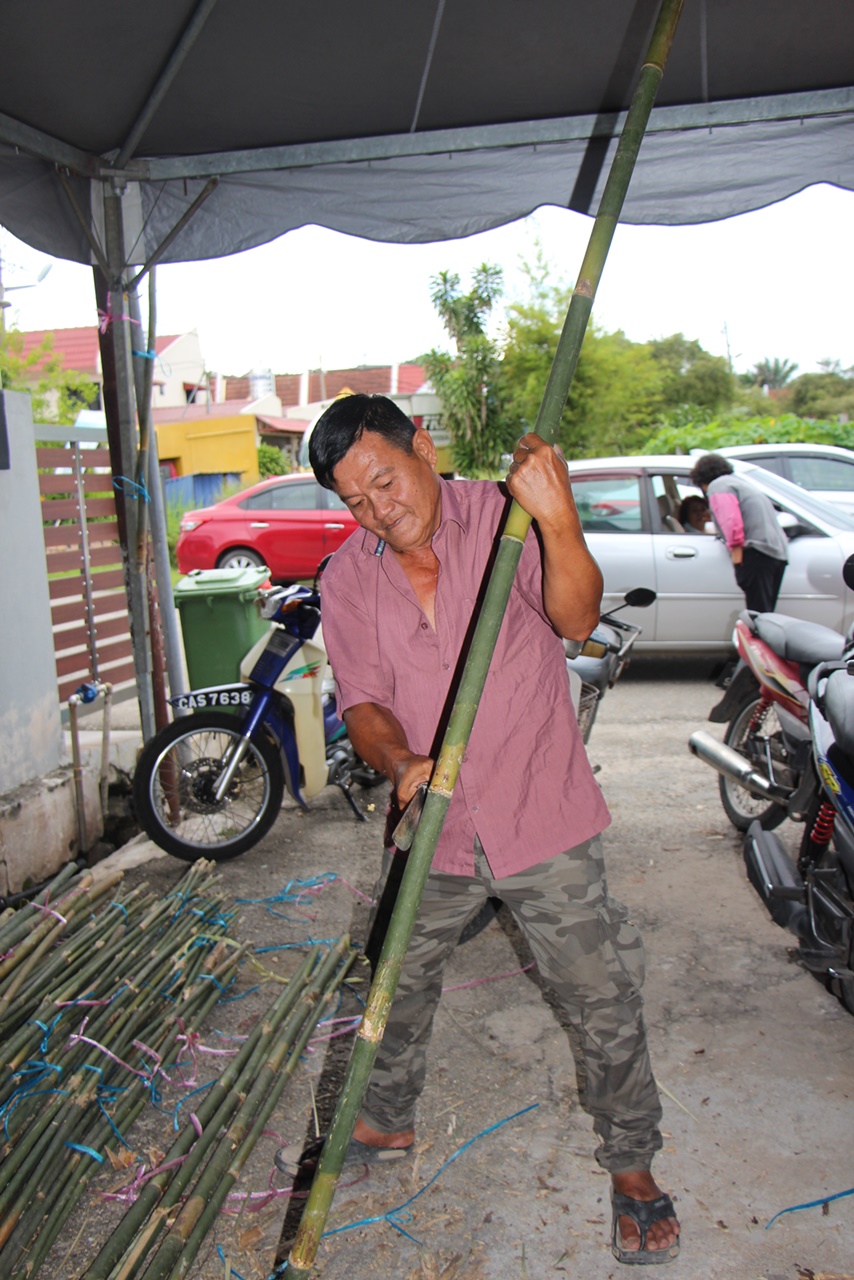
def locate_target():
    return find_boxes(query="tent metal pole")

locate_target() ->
[114,0,222,169]
[125,177,219,290]
[283,1,684,1274]
[125,276,185,710]
[98,186,155,741]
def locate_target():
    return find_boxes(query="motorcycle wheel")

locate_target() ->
[719,696,789,832]
[798,799,854,1015]
[133,711,285,862]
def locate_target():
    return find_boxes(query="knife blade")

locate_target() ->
[391,783,428,851]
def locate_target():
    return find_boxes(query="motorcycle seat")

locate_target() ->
[751,612,846,669]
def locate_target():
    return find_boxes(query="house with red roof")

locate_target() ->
[16,327,208,415]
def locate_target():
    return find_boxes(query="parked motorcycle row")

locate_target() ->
[690,553,854,1014]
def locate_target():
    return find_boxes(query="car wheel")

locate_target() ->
[216,547,265,570]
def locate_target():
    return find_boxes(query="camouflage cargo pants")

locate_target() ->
[361,836,663,1174]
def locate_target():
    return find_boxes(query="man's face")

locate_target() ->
[331,428,442,555]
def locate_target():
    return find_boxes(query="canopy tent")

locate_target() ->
[2,0,852,742]
[0,0,853,266]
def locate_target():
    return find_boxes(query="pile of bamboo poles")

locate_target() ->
[0,859,356,1280]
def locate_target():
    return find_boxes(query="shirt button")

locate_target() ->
[420,622,428,629]
[471,804,479,813]
[442,662,450,670]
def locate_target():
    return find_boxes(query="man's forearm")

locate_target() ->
[541,528,604,642]
[343,702,433,804]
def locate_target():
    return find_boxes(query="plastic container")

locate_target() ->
[173,566,271,690]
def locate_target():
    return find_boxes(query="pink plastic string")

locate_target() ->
[66,1019,172,1087]
[174,1021,238,1087]
[97,307,141,334]
[442,961,535,993]
[29,900,67,926]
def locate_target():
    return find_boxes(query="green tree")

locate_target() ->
[501,252,664,457]
[0,326,98,424]
[647,333,735,412]
[422,265,512,475]
[789,369,854,421]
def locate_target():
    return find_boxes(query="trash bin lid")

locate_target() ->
[174,566,271,601]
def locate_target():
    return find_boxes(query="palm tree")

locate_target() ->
[752,357,798,390]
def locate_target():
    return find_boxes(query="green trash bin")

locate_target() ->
[173,566,271,690]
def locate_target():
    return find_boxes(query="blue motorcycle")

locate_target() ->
[133,585,381,862]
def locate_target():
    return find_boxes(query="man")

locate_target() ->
[305,393,680,1264]
[689,453,789,612]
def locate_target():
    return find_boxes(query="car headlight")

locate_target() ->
[180,518,203,532]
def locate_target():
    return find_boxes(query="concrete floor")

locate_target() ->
[42,653,854,1279]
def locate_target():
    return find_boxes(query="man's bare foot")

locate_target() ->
[611,1169,680,1259]
[352,1117,414,1150]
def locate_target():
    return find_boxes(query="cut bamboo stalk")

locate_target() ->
[284,3,684,1275]
[80,949,322,1280]
[137,941,355,1280]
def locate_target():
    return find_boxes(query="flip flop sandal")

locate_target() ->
[274,1134,412,1177]
[611,1191,681,1265]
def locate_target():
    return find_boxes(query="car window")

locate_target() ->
[747,468,854,530]
[239,482,319,511]
[325,489,350,511]
[788,455,854,493]
[739,452,785,477]
[571,476,642,533]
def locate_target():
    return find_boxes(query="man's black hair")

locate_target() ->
[309,393,416,489]
[689,453,734,488]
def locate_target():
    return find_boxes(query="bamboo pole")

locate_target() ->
[284,3,684,1273]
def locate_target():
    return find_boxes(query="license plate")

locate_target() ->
[169,686,253,711]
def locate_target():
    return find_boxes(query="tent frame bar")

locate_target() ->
[0,86,852,184]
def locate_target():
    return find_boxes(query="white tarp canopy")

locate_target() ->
[1,0,853,265]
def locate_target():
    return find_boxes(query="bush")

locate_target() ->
[640,410,854,456]
[258,442,290,478]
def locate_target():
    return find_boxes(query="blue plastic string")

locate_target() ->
[33,1013,63,1053]
[96,1083,133,1149]
[66,1142,104,1162]
[237,874,338,921]
[218,984,260,1002]
[217,1246,249,1280]
[256,939,340,953]
[172,1079,217,1131]
[113,476,150,503]
[320,1103,540,1246]
[766,1184,854,1228]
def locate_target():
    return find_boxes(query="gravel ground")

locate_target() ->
[42,654,854,1280]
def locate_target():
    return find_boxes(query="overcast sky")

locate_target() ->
[1,181,851,383]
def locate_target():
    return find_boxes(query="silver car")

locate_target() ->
[713,443,854,518]
[565,455,854,653]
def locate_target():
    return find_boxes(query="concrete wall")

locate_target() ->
[0,390,63,793]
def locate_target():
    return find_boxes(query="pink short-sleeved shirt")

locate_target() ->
[320,477,611,876]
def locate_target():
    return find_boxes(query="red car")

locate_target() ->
[175,474,359,580]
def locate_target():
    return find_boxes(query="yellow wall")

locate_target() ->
[155,415,260,482]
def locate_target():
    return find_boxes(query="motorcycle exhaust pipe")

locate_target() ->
[743,821,806,932]
[688,730,791,802]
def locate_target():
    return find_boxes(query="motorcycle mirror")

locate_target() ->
[843,553,854,593]
[623,587,656,609]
